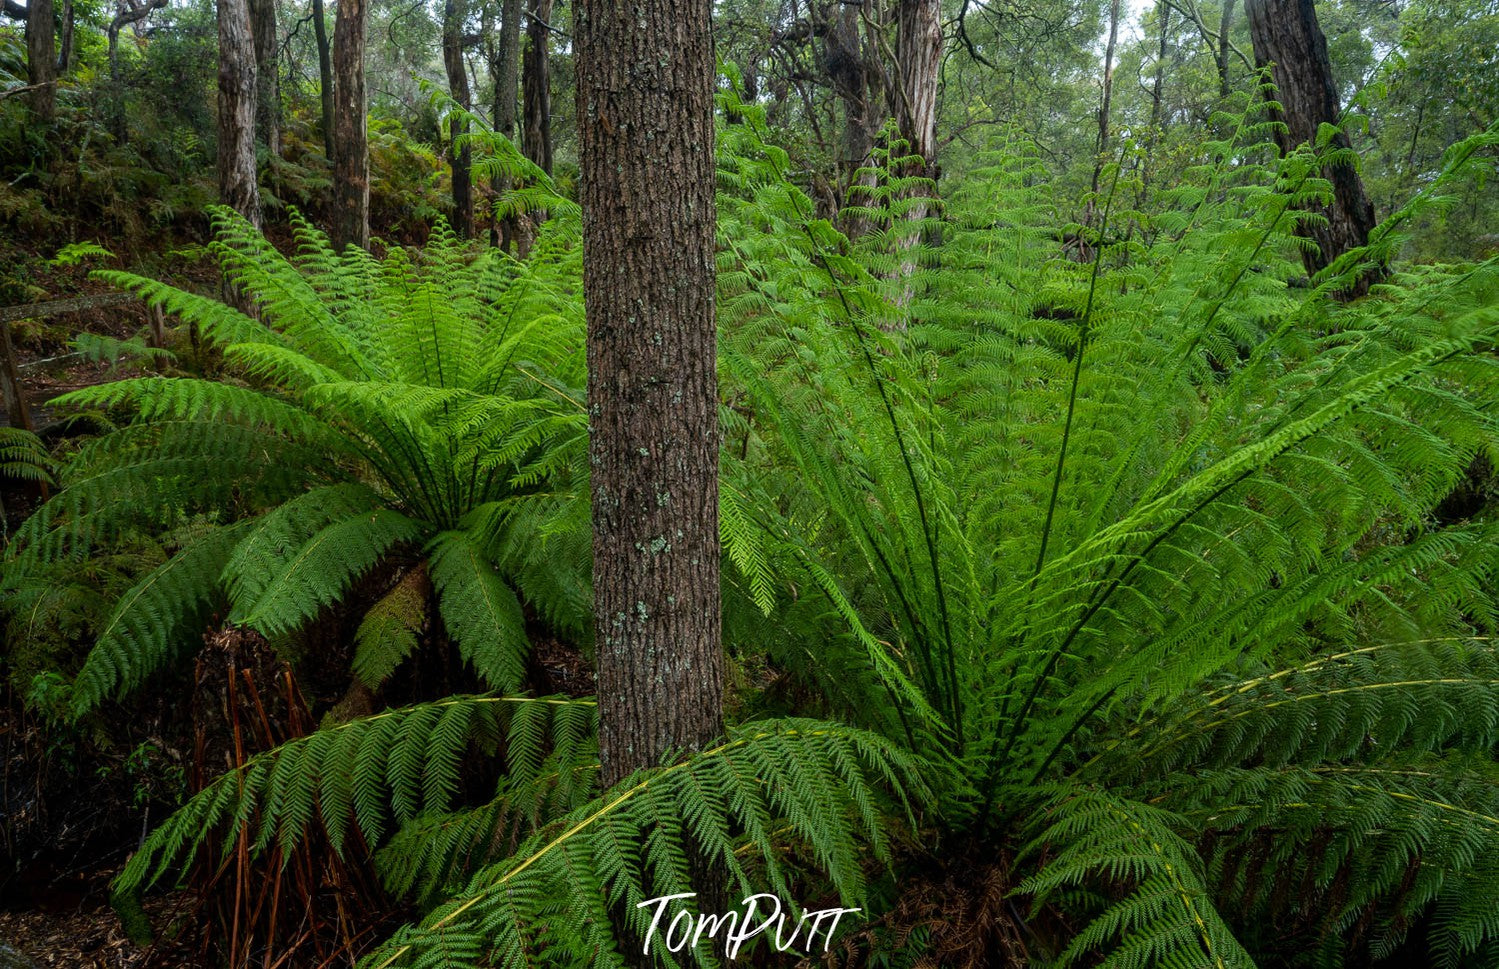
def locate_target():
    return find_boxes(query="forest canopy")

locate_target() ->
[1,0,1498,968]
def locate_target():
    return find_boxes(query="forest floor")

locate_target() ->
[0,890,189,968]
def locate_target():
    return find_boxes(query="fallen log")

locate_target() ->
[0,292,136,324]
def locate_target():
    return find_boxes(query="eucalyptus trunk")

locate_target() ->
[442,0,473,238]
[521,0,552,174]
[488,0,521,248]
[1245,0,1382,296]
[1217,0,1237,99]
[216,0,261,228]
[313,0,334,162]
[26,0,55,122]
[250,0,280,157]
[577,0,723,787]
[331,0,369,250]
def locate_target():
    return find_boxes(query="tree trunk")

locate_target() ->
[313,0,335,163]
[442,0,473,238]
[1245,0,1383,296]
[890,0,940,313]
[106,0,169,144]
[57,0,72,72]
[331,0,369,250]
[1092,0,1121,196]
[249,0,279,158]
[216,0,261,228]
[825,0,882,238]
[0,317,33,433]
[26,0,55,122]
[895,0,938,173]
[1217,0,1236,99]
[488,0,521,248]
[1148,0,1170,136]
[577,0,724,788]
[521,0,552,174]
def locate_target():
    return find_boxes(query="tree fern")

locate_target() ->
[711,85,1499,966]
[4,206,590,718]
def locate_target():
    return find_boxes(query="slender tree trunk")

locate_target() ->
[106,0,169,144]
[57,0,72,72]
[521,0,552,174]
[249,0,280,158]
[108,23,125,141]
[489,0,521,248]
[313,0,335,162]
[1092,0,1121,196]
[1217,0,1236,99]
[442,0,473,238]
[1138,0,1172,211]
[1245,0,1383,296]
[577,0,723,788]
[331,0,369,250]
[26,0,55,122]
[217,0,261,228]
[1148,0,1170,137]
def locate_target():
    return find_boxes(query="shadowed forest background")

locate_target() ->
[2,0,1499,966]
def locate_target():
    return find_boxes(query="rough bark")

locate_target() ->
[488,0,521,248]
[521,0,552,174]
[895,0,939,172]
[313,0,335,162]
[216,0,261,228]
[1245,0,1383,296]
[26,0,54,122]
[442,0,473,238]
[331,0,369,250]
[577,0,723,787]
[249,0,279,157]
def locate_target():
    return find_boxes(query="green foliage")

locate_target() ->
[2,207,590,719]
[711,86,1499,967]
[10,56,1499,969]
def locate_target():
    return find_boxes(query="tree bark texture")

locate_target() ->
[313,0,335,162]
[216,0,261,228]
[577,0,723,787]
[26,0,54,122]
[895,0,939,173]
[249,0,279,157]
[331,0,369,250]
[443,0,473,237]
[1245,0,1382,295]
[488,0,521,248]
[522,0,552,174]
